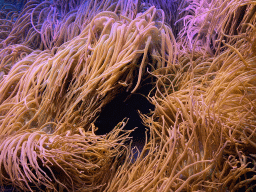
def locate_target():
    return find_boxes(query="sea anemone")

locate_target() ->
[0,0,256,191]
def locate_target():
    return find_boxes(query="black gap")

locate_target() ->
[95,73,155,152]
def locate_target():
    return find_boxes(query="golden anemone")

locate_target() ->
[0,0,255,191]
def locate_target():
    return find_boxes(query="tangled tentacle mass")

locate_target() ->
[0,0,256,191]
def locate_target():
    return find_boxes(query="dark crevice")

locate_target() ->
[95,74,155,151]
